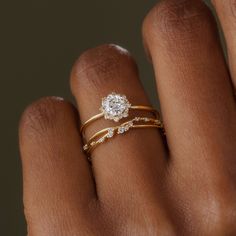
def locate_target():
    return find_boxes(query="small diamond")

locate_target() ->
[124,125,129,131]
[91,141,96,146]
[118,126,125,134]
[134,117,140,121]
[127,121,133,127]
[100,92,131,122]
[98,137,105,143]
[144,118,150,122]
[83,144,88,150]
[107,128,114,138]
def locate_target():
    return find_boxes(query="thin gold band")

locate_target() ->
[83,117,163,154]
[88,117,160,144]
[85,124,162,154]
[80,105,159,134]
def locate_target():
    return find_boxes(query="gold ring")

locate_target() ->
[83,117,164,154]
[80,92,159,134]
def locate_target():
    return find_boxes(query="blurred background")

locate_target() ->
[0,0,216,235]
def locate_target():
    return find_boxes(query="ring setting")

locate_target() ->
[100,92,131,122]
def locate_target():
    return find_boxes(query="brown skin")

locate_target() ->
[19,0,236,235]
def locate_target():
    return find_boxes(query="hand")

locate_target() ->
[19,1,236,235]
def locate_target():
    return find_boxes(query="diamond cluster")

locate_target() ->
[100,92,131,122]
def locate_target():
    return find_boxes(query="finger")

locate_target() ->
[19,97,97,235]
[142,1,236,233]
[142,0,236,165]
[212,0,236,88]
[70,44,172,224]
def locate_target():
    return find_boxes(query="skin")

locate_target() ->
[19,0,236,235]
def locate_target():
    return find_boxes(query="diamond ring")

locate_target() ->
[83,117,164,154]
[80,92,159,134]
[101,93,131,122]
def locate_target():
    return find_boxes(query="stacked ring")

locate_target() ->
[80,92,164,158]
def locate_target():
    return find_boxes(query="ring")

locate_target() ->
[80,92,160,134]
[80,92,164,158]
[83,117,164,154]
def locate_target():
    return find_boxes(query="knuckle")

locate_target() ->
[143,0,214,45]
[124,217,177,236]
[19,97,69,137]
[103,203,177,236]
[25,202,103,236]
[198,189,236,233]
[70,44,138,90]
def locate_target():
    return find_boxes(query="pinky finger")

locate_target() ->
[19,97,97,235]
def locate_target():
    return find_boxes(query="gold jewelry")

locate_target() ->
[86,117,161,146]
[80,92,159,134]
[83,117,163,154]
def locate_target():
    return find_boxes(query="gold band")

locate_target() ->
[80,105,159,134]
[85,124,162,154]
[87,117,161,144]
[83,117,164,155]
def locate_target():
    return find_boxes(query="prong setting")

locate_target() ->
[100,92,131,122]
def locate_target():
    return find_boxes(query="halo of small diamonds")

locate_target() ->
[100,92,131,122]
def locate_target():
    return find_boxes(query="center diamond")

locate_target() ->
[100,93,131,122]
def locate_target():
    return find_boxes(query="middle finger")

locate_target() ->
[143,0,236,169]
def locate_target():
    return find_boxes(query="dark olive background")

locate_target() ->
[0,0,219,235]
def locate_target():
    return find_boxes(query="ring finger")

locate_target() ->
[70,44,171,225]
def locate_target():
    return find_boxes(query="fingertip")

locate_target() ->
[70,44,139,98]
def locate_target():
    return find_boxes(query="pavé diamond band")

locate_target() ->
[80,92,160,134]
